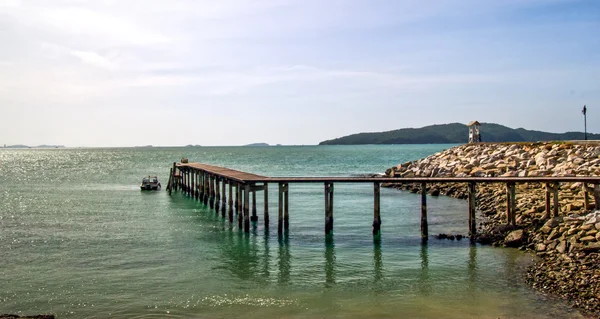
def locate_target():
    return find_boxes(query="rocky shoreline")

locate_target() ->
[384,141,600,317]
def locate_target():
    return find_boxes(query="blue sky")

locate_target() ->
[1,0,598,146]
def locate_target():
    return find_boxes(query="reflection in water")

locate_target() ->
[468,244,477,293]
[277,233,291,285]
[373,243,383,282]
[419,242,431,295]
[217,228,262,281]
[262,229,270,279]
[325,241,336,287]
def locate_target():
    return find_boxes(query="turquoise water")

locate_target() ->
[0,145,582,318]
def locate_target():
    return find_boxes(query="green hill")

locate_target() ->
[318,123,600,145]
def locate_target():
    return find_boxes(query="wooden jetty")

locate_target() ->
[166,161,600,241]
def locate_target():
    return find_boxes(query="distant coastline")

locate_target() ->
[2,144,65,149]
[319,122,600,145]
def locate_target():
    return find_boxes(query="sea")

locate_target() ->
[0,145,584,318]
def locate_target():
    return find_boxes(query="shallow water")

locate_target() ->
[0,145,583,318]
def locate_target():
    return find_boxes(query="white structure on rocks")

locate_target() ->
[467,121,481,143]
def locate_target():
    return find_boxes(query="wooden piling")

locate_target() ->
[167,168,173,195]
[583,184,590,210]
[235,183,240,213]
[194,170,200,200]
[505,183,512,225]
[264,183,269,227]
[284,183,289,231]
[278,183,284,235]
[198,171,203,200]
[593,184,600,209]
[210,175,217,209]
[421,182,428,240]
[510,183,516,225]
[203,172,209,205]
[324,182,334,236]
[228,182,234,223]
[182,169,186,194]
[373,182,381,237]
[237,184,243,229]
[553,183,559,217]
[221,179,226,217]
[186,169,190,195]
[181,168,186,194]
[468,182,476,239]
[193,170,197,198]
[544,183,551,219]
[215,177,221,212]
[244,184,250,232]
[251,189,258,222]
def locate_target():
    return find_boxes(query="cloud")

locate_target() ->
[0,0,598,146]
[69,50,115,70]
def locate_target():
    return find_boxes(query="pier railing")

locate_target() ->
[167,162,600,241]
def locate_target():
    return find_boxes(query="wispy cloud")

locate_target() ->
[0,0,598,146]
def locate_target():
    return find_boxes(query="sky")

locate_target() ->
[1,0,599,147]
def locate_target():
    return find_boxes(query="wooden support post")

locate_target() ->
[468,182,476,239]
[593,184,600,210]
[373,182,381,237]
[228,182,234,223]
[210,175,216,209]
[196,171,201,199]
[510,183,516,226]
[284,183,289,231]
[544,183,551,219]
[244,184,250,233]
[167,162,176,194]
[198,171,204,200]
[553,183,559,217]
[167,168,173,195]
[181,169,185,194]
[221,179,226,217]
[264,183,269,227]
[182,169,186,194]
[196,170,202,199]
[181,169,184,194]
[191,169,195,198]
[215,177,221,212]
[251,189,258,222]
[237,184,243,229]
[505,183,512,225]
[235,183,240,213]
[186,169,190,195]
[324,182,334,235]
[278,183,284,235]
[203,173,209,205]
[421,182,428,240]
[583,184,590,211]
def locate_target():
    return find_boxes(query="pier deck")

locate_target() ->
[168,162,600,241]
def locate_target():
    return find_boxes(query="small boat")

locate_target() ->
[141,175,161,190]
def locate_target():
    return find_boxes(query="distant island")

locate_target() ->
[3,144,65,149]
[244,143,270,147]
[319,122,600,145]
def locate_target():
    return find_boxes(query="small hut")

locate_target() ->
[467,121,481,143]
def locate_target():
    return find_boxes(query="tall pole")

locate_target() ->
[583,105,588,141]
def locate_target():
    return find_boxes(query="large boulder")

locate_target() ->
[504,229,525,247]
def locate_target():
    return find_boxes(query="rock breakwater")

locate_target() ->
[385,141,600,316]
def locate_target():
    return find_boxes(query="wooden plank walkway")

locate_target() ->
[179,163,267,183]
[178,163,600,184]
[169,162,600,241]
